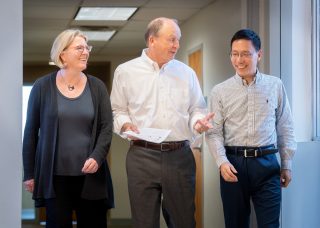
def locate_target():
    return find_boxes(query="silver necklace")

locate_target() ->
[59,70,82,91]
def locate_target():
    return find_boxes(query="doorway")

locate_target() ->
[188,46,203,228]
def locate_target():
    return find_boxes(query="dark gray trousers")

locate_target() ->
[126,144,196,228]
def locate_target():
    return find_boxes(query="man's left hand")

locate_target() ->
[281,169,292,188]
[194,112,215,134]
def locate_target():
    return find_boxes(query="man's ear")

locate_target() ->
[149,36,155,47]
[257,49,262,61]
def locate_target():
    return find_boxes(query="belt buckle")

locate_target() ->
[244,149,257,158]
[160,142,171,152]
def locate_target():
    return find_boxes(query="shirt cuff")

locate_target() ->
[114,115,132,135]
[281,159,292,170]
[216,155,229,168]
[190,113,206,135]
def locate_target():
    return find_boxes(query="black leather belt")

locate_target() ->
[225,144,278,158]
[131,140,189,152]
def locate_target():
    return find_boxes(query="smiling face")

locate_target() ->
[230,39,261,81]
[147,19,181,67]
[60,36,90,71]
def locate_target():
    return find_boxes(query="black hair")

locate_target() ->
[230,29,261,51]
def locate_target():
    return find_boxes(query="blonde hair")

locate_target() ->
[50,29,88,68]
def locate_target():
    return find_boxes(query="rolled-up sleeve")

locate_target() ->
[188,70,206,135]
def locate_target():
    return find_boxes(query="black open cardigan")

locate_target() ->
[23,71,114,208]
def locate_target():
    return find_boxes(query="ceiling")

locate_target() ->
[24,0,215,64]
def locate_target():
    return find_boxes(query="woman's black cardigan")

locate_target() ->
[23,71,114,208]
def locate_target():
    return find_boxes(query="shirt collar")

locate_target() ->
[255,70,262,83]
[141,48,172,71]
[234,69,262,86]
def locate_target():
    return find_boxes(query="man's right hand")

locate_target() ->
[220,162,238,182]
[121,122,140,139]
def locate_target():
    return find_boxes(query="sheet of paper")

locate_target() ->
[123,128,171,143]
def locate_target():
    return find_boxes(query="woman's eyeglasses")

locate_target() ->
[66,45,93,53]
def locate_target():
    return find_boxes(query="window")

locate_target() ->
[22,85,35,220]
[313,0,320,140]
[22,85,32,137]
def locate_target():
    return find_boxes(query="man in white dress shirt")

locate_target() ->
[111,17,213,228]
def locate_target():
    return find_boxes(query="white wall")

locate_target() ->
[280,0,320,227]
[0,0,23,227]
[177,0,242,227]
[281,142,320,228]
[290,0,313,141]
[109,135,131,219]
[177,0,241,96]
[268,0,281,76]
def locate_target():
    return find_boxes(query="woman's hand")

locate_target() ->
[82,158,99,174]
[24,179,34,193]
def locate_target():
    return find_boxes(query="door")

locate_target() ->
[188,47,203,228]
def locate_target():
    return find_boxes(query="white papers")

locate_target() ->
[123,128,171,143]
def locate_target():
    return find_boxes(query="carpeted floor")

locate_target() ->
[22,224,131,228]
[22,220,132,228]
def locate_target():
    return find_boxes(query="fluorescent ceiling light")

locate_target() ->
[75,7,137,21]
[84,30,116,41]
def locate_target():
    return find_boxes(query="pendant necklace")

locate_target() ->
[59,70,82,91]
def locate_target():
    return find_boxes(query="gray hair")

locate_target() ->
[144,17,178,46]
[50,29,88,68]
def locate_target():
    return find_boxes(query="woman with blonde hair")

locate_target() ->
[23,29,114,228]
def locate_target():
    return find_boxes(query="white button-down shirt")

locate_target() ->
[111,49,206,142]
[206,71,296,169]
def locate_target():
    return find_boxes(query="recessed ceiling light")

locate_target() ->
[84,30,116,41]
[75,7,137,21]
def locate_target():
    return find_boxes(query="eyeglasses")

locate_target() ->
[230,51,253,59]
[68,45,93,53]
